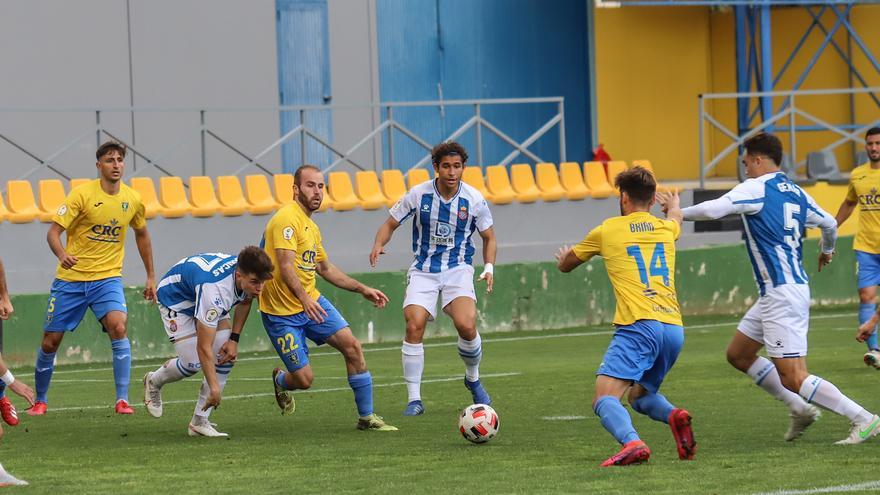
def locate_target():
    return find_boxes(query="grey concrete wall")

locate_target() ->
[0,0,281,184]
[0,188,744,295]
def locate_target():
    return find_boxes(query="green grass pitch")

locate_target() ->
[5,307,879,494]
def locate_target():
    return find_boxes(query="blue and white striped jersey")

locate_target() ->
[156,252,246,327]
[681,172,837,296]
[390,179,493,273]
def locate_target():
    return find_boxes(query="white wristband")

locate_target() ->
[1,370,14,386]
[482,263,494,275]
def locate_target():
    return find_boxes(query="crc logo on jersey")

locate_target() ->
[88,218,122,243]
[458,206,468,220]
[430,222,455,247]
[57,204,68,216]
[859,188,880,206]
[121,201,129,212]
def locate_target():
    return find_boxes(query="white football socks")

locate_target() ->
[402,341,424,402]
[798,374,873,424]
[150,359,187,387]
[746,357,812,415]
[194,371,230,420]
[458,334,482,382]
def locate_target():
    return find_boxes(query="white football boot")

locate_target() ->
[188,416,229,438]
[784,405,821,441]
[835,414,880,445]
[143,372,163,418]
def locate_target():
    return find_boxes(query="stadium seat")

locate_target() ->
[806,150,848,185]
[187,176,222,217]
[0,191,8,222]
[381,169,407,206]
[558,162,591,200]
[355,171,388,210]
[158,177,191,218]
[129,177,165,220]
[244,175,280,215]
[327,171,359,211]
[69,178,91,190]
[215,176,251,216]
[38,179,67,222]
[407,168,431,189]
[583,162,614,199]
[508,164,542,203]
[606,161,627,195]
[534,163,566,202]
[273,174,295,205]
[5,180,39,223]
[484,165,516,204]
[462,167,495,202]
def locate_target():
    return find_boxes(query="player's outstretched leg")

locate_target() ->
[594,396,649,467]
[402,341,425,416]
[350,371,397,432]
[631,392,696,460]
[742,354,819,440]
[460,334,491,405]
[797,375,880,444]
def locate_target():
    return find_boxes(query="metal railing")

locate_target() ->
[698,86,880,188]
[0,97,566,186]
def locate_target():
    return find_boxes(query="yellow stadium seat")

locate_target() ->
[583,161,615,199]
[607,161,627,195]
[6,180,39,223]
[0,191,8,222]
[244,175,280,215]
[381,170,407,206]
[533,163,566,202]
[158,177,191,218]
[355,171,388,210]
[70,178,92,190]
[558,162,591,200]
[273,174,295,205]
[327,171,359,211]
[129,177,165,220]
[631,159,654,173]
[407,168,431,189]
[462,167,495,202]
[215,176,251,216]
[38,179,67,222]
[484,165,516,205]
[508,164,542,203]
[187,176,222,217]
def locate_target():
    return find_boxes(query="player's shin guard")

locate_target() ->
[631,393,675,423]
[402,341,424,402]
[348,371,373,417]
[110,337,132,401]
[194,363,233,419]
[799,374,874,424]
[594,395,640,445]
[860,303,879,351]
[458,333,482,382]
[34,348,56,403]
[747,356,812,415]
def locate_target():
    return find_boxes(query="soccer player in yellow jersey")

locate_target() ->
[28,141,156,416]
[555,167,694,467]
[261,165,396,431]
[837,128,880,366]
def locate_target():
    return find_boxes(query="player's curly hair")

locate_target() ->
[744,133,783,166]
[237,246,274,281]
[615,166,656,204]
[431,141,469,167]
[96,141,126,160]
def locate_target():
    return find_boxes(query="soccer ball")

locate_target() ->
[458,404,499,444]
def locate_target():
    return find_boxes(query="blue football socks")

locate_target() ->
[348,371,374,417]
[631,392,675,423]
[110,337,131,402]
[594,395,639,445]
[35,348,56,403]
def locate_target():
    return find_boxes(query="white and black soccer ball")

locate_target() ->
[458,404,499,444]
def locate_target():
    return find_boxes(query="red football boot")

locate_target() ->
[0,397,18,426]
[600,440,651,467]
[115,399,135,415]
[26,401,47,416]
[668,408,697,460]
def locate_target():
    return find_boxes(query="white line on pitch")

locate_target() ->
[42,372,522,413]
[541,415,587,421]
[751,480,880,495]
[36,311,856,377]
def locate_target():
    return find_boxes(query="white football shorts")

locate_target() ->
[404,264,476,320]
[737,283,810,358]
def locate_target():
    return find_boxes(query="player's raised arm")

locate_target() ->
[477,226,496,293]
[276,248,328,323]
[558,226,601,273]
[133,226,156,302]
[656,190,683,226]
[316,259,389,308]
[370,216,401,267]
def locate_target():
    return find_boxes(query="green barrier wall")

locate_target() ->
[2,237,857,367]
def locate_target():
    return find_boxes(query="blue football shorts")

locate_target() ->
[262,295,350,372]
[43,277,127,332]
[597,319,684,394]
[856,250,880,289]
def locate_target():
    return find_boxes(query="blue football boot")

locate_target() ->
[464,378,491,405]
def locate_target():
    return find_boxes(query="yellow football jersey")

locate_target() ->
[572,211,682,326]
[52,179,146,281]
[259,202,327,316]
[846,164,880,254]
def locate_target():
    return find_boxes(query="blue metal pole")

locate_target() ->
[735,6,749,134]
[760,4,773,130]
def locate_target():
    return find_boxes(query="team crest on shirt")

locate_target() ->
[282,226,294,240]
[205,308,219,322]
[57,204,67,216]
[121,202,129,212]
[169,320,178,333]
[458,206,468,220]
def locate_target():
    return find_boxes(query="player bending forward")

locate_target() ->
[144,247,273,437]
[557,167,695,467]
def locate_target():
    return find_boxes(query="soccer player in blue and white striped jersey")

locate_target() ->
[660,133,880,444]
[370,142,497,416]
[143,246,273,437]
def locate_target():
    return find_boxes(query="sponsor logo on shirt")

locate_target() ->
[88,218,123,243]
